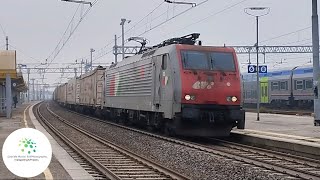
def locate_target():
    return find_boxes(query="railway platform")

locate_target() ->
[232,112,320,158]
[0,102,93,180]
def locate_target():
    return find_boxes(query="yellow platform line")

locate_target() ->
[44,168,53,180]
[23,104,31,128]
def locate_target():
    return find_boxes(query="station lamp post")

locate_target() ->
[289,66,299,107]
[244,7,270,121]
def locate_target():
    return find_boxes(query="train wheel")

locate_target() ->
[146,125,154,132]
[164,121,176,137]
[164,124,171,136]
[153,116,163,131]
[119,112,128,125]
[110,110,118,123]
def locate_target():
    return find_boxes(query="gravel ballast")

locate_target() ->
[46,102,289,180]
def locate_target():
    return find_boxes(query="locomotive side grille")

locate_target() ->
[106,62,153,97]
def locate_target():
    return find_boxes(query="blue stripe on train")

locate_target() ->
[243,67,313,80]
[260,67,313,77]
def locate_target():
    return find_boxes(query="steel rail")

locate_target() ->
[55,103,320,179]
[42,102,188,180]
[212,137,320,165]
[207,138,320,180]
[36,103,119,180]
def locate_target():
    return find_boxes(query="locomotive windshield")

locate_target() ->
[181,50,235,71]
[210,52,235,71]
[182,51,209,70]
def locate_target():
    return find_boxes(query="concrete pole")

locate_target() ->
[27,68,30,103]
[115,34,118,63]
[90,50,92,71]
[312,0,320,125]
[122,22,125,60]
[43,85,46,100]
[90,48,95,71]
[36,81,39,100]
[31,79,35,101]
[5,74,12,118]
[256,16,260,121]
[120,18,127,60]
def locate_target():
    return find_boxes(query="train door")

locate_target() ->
[260,77,269,103]
[153,55,162,107]
[152,54,173,117]
[96,70,105,106]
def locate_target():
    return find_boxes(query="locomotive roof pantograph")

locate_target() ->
[138,33,201,55]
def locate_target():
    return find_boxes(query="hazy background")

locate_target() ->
[0,0,314,89]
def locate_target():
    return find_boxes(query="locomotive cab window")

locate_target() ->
[210,52,235,71]
[181,51,209,70]
[181,51,235,71]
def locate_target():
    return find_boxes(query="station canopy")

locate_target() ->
[0,50,27,92]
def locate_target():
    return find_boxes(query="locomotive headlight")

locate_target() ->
[232,96,238,102]
[227,96,238,102]
[185,95,191,100]
[185,95,196,101]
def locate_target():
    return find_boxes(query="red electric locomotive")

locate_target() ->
[175,47,245,136]
[104,33,245,137]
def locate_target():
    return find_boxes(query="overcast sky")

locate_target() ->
[0,0,315,88]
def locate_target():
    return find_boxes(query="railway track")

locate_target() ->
[36,102,188,180]
[205,138,320,180]
[51,102,320,180]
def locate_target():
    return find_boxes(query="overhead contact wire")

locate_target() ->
[0,22,6,38]
[259,26,311,43]
[46,0,99,68]
[137,0,209,37]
